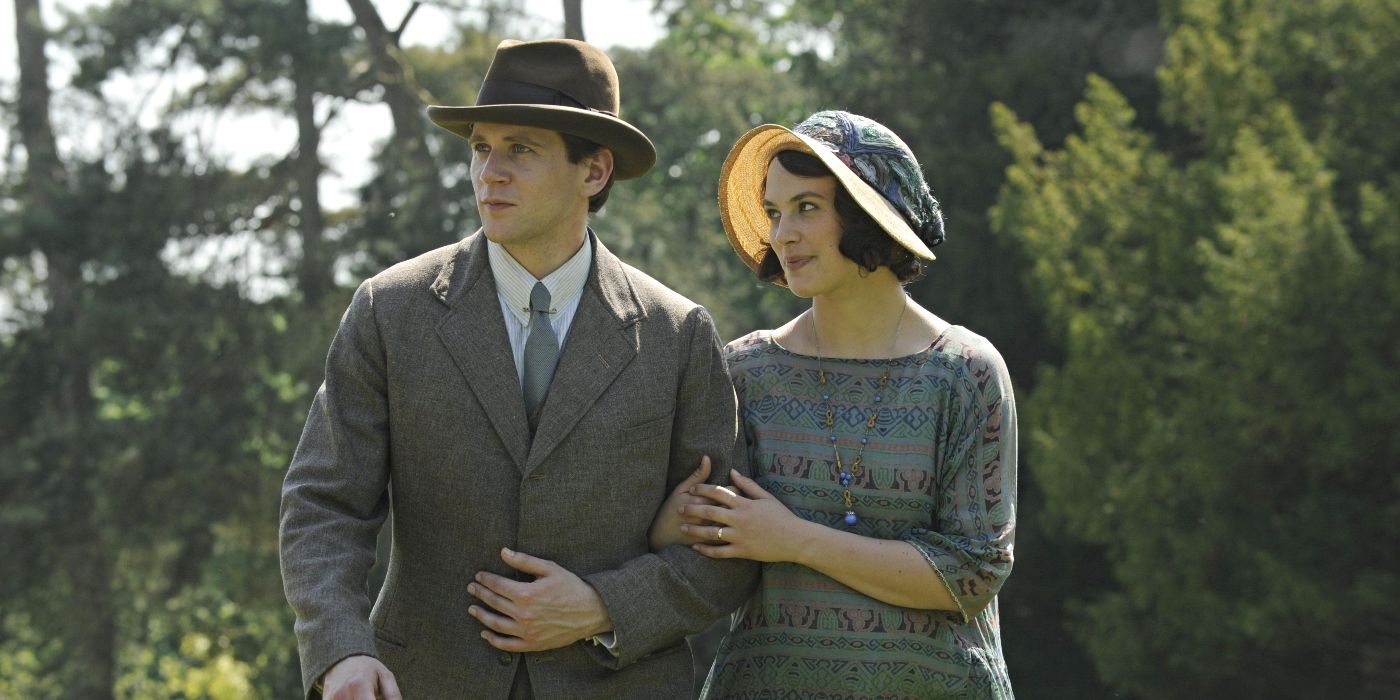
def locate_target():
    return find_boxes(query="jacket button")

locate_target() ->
[498,653,513,666]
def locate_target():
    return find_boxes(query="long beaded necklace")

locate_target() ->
[812,301,906,526]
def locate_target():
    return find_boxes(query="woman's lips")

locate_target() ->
[784,255,813,272]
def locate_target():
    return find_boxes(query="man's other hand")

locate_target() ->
[321,654,402,700]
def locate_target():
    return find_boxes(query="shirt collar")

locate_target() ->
[487,233,592,324]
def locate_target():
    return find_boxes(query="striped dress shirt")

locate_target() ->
[486,234,592,387]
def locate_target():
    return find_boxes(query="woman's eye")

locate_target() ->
[764,208,780,221]
[799,201,817,213]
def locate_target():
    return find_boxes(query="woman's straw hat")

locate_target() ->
[718,110,945,274]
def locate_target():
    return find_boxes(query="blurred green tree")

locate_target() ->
[1,0,367,695]
[991,0,1400,696]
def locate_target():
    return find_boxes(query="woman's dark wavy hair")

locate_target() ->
[756,149,924,285]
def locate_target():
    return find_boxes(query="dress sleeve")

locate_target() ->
[902,343,1017,622]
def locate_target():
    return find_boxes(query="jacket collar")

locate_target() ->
[433,231,640,316]
[432,229,645,473]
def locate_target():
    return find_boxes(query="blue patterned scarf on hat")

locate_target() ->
[793,110,946,249]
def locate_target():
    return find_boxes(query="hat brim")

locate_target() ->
[718,124,935,281]
[428,104,657,180]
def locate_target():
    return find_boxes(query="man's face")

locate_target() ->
[468,123,593,255]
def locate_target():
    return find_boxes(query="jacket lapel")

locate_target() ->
[433,232,531,472]
[525,234,642,474]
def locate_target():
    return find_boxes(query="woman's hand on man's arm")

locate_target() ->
[648,456,731,550]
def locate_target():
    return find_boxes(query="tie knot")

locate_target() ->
[529,282,551,314]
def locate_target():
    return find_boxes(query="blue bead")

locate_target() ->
[860,437,868,445]
[830,435,837,443]
[822,394,830,401]
[839,472,851,485]
[843,511,858,525]
[875,395,882,403]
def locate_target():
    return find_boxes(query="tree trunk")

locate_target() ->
[64,545,117,700]
[14,0,60,195]
[15,1,113,697]
[342,0,434,160]
[291,0,328,306]
[563,0,585,41]
[343,0,448,250]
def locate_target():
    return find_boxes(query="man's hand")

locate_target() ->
[321,655,401,700]
[468,548,613,652]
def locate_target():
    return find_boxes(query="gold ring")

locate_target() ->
[716,527,725,541]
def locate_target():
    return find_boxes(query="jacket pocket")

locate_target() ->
[619,412,674,448]
[373,631,414,679]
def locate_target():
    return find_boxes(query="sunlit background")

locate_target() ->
[2,0,1396,698]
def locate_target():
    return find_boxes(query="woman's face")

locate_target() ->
[763,158,862,299]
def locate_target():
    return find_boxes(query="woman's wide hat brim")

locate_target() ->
[718,124,936,277]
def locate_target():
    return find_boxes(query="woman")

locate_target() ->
[651,111,1017,698]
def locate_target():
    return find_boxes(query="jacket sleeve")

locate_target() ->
[902,342,1017,622]
[581,306,759,668]
[279,279,391,697]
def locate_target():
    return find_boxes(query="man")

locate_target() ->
[279,38,756,699]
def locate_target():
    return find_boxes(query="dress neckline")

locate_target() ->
[763,325,956,363]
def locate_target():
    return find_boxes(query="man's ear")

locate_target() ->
[581,148,615,198]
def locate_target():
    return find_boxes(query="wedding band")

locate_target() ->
[716,527,725,541]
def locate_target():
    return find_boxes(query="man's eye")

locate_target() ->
[471,143,489,153]
[512,144,532,154]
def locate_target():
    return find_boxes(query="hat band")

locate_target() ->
[476,78,614,115]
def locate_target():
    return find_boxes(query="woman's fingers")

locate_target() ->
[689,483,740,506]
[673,491,713,515]
[679,503,735,523]
[680,522,734,542]
[650,458,723,551]
[676,523,718,545]
[689,471,773,504]
[667,455,713,501]
[729,469,775,500]
[683,455,713,490]
[691,541,739,559]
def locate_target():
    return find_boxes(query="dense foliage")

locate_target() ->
[2,0,1393,697]
[991,1,1400,695]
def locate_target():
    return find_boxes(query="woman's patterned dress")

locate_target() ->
[702,327,1017,700]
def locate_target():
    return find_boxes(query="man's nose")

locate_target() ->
[476,151,510,183]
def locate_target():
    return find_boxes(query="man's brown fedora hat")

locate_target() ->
[428,39,657,180]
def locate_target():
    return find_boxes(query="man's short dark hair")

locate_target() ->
[561,132,615,213]
[756,149,923,285]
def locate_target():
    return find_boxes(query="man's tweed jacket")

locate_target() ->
[280,231,757,698]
